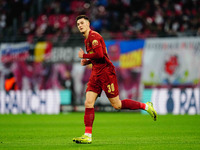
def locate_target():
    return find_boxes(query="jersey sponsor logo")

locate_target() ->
[92,40,98,46]
[89,50,94,54]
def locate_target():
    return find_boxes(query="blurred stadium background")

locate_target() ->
[0,0,200,114]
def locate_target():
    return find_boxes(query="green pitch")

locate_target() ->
[0,112,200,150]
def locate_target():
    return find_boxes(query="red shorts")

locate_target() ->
[86,67,119,98]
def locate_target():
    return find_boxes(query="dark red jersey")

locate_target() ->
[83,30,115,75]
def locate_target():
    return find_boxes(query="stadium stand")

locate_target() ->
[0,0,200,43]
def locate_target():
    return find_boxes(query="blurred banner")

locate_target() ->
[1,37,200,107]
[0,42,30,63]
[142,88,200,115]
[142,37,200,86]
[0,42,81,63]
[47,46,81,63]
[106,40,144,69]
[0,89,71,114]
[34,42,52,62]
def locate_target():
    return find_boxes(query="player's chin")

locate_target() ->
[80,29,85,33]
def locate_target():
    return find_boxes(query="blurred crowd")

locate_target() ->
[0,0,200,43]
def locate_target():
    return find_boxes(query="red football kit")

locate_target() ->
[82,30,147,136]
[73,18,156,143]
[83,30,119,98]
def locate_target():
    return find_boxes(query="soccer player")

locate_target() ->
[73,15,157,144]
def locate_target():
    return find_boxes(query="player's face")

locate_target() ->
[77,18,89,33]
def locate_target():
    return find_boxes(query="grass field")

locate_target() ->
[0,112,200,150]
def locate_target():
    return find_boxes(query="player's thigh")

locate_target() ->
[85,91,98,108]
[108,95,122,109]
[86,75,102,97]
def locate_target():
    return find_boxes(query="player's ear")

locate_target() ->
[87,20,90,27]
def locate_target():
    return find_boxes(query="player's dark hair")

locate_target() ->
[76,15,90,23]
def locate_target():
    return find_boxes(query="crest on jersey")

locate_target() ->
[92,40,98,46]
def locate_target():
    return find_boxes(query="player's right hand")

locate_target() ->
[81,59,88,66]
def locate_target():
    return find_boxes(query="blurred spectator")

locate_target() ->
[0,0,200,42]
[3,62,18,92]
[4,72,18,92]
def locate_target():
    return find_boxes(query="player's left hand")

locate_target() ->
[78,48,84,58]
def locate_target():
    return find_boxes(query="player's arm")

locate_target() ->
[78,49,91,65]
[78,38,104,59]
[82,46,103,59]
[78,47,103,59]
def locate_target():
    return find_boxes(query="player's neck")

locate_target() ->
[83,29,90,39]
